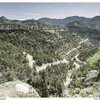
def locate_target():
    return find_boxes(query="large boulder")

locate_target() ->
[0,80,40,98]
[85,70,99,81]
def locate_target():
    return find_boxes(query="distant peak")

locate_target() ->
[93,16,100,19]
[64,16,79,19]
[0,16,6,18]
[94,15,100,17]
[0,16,7,20]
[92,15,100,21]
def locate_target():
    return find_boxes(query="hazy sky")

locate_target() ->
[0,3,100,20]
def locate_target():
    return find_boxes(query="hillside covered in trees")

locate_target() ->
[0,16,100,97]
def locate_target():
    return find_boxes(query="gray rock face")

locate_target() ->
[0,80,40,98]
[80,82,100,97]
[85,70,99,81]
[79,86,93,97]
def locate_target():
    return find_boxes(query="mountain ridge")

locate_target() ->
[0,15,98,24]
[1,15,100,30]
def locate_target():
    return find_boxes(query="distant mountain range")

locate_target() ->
[38,16,90,26]
[1,15,100,30]
[38,16,100,30]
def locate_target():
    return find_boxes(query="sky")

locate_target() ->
[0,3,100,20]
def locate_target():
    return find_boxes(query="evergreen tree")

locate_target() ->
[56,79,63,97]
[41,70,49,97]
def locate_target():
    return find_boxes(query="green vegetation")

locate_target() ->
[27,63,68,97]
[0,41,32,83]
[67,23,100,41]
[0,30,61,65]
[46,64,68,96]
[78,46,98,61]
[0,29,86,65]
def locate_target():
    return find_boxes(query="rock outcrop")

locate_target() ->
[0,80,40,98]
[85,70,99,81]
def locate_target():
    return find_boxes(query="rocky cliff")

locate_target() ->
[0,24,67,31]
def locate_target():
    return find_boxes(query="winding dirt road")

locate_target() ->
[36,59,69,72]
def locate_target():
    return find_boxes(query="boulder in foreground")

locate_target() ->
[0,80,40,98]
